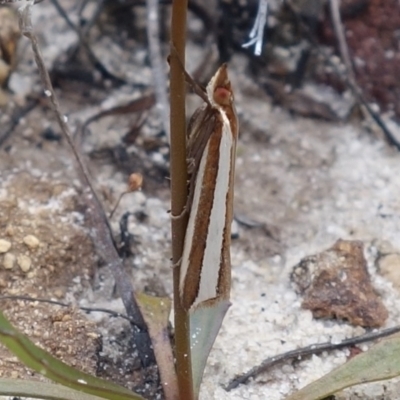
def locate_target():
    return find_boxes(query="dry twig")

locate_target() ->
[0,97,39,147]
[81,93,155,134]
[329,0,355,83]
[226,325,400,390]
[0,295,134,322]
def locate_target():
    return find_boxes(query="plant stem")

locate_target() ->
[169,1,194,399]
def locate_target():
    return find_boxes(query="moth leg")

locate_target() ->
[171,256,182,269]
[187,157,196,175]
[169,206,188,220]
[168,174,192,220]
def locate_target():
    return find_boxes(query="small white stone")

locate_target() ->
[17,254,32,272]
[3,253,16,269]
[23,234,40,249]
[231,219,239,239]
[0,239,11,253]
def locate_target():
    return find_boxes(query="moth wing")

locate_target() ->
[186,106,218,208]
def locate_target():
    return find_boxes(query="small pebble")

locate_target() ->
[378,253,400,290]
[3,252,16,269]
[0,239,11,253]
[4,225,15,236]
[231,219,240,239]
[53,289,64,298]
[62,314,72,322]
[23,234,40,249]
[27,271,36,279]
[17,254,32,272]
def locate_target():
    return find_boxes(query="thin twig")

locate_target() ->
[18,3,155,367]
[0,295,134,323]
[146,0,170,139]
[329,0,355,83]
[226,325,400,390]
[78,0,106,38]
[0,0,44,3]
[81,93,155,134]
[0,97,39,147]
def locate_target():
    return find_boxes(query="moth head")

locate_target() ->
[206,64,233,108]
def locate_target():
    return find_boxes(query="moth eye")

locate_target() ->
[214,87,231,106]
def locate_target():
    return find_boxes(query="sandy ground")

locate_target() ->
[1,1,400,400]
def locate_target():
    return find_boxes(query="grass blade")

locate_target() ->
[190,300,230,397]
[136,293,178,400]
[0,378,106,400]
[0,311,145,400]
[286,333,400,400]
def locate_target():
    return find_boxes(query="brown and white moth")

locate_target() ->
[179,64,239,311]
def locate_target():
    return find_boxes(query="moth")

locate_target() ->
[179,64,239,311]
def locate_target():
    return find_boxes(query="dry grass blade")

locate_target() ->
[226,325,400,391]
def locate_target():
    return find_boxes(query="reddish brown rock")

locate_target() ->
[291,239,388,327]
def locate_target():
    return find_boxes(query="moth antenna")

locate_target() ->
[169,45,210,104]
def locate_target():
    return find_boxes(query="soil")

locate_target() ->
[1,1,400,400]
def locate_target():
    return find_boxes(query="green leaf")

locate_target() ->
[189,299,230,397]
[285,333,400,400]
[136,293,178,399]
[0,310,145,400]
[0,378,106,400]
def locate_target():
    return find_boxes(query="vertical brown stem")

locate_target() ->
[169,1,194,399]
